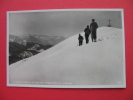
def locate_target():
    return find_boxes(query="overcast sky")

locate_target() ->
[9,10,123,38]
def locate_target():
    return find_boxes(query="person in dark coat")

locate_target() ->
[84,25,91,44]
[78,34,84,46]
[90,19,98,42]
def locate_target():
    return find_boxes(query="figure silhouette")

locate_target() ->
[78,34,84,46]
[84,25,91,44]
[90,19,98,42]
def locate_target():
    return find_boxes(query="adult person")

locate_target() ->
[84,25,91,44]
[90,19,98,42]
[78,34,84,46]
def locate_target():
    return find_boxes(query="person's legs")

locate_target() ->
[79,41,82,46]
[92,30,97,42]
[88,34,90,43]
[93,30,97,42]
[86,37,88,44]
[85,35,88,44]
[81,41,83,45]
[79,41,81,46]
[91,33,94,42]
[95,31,97,41]
[85,36,87,43]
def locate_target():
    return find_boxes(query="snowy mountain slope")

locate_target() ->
[9,27,125,86]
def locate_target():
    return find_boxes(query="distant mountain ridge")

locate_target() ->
[9,34,66,45]
[9,34,65,64]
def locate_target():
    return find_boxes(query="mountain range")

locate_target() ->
[9,34,65,64]
[9,34,66,45]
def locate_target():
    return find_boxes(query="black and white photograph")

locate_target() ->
[7,9,126,88]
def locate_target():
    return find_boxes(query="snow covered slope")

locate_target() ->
[9,27,125,87]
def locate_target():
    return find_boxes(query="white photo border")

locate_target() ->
[7,9,126,88]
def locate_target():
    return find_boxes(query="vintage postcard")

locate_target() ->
[7,9,126,88]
